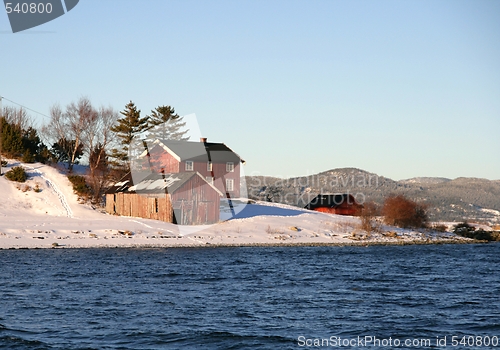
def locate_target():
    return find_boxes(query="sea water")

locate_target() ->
[1,244,500,349]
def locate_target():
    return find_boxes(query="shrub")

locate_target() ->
[453,222,475,235]
[432,224,448,232]
[1,160,7,167]
[452,222,500,241]
[22,150,35,163]
[490,232,500,241]
[34,182,42,193]
[5,166,27,182]
[359,201,381,232]
[265,225,284,234]
[382,194,428,228]
[67,175,91,198]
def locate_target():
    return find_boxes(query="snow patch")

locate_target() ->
[481,208,500,216]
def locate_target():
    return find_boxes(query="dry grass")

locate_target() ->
[33,182,42,193]
[359,217,383,233]
[431,224,448,232]
[265,225,285,234]
[16,184,31,192]
[383,231,398,238]
[322,220,357,233]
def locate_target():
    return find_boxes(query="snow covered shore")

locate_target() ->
[0,161,474,249]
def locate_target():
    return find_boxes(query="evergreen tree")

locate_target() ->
[89,143,108,173]
[22,127,43,158]
[109,101,149,169]
[1,117,24,156]
[146,105,189,142]
[51,138,83,164]
[1,116,49,163]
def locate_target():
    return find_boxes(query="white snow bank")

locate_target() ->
[0,160,473,249]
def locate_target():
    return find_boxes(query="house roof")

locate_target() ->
[304,194,360,210]
[105,171,223,196]
[149,139,244,163]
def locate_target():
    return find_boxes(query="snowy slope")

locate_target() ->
[0,161,471,249]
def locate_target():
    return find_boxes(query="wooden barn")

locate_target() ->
[304,194,362,216]
[105,172,222,225]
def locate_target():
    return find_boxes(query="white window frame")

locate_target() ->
[205,176,214,185]
[226,162,234,172]
[185,161,194,171]
[207,162,212,172]
[226,178,234,192]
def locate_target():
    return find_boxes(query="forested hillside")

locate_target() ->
[246,168,500,223]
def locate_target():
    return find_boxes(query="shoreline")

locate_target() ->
[2,161,495,252]
[0,238,489,250]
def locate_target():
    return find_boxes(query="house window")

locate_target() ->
[226,162,234,172]
[226,178,234,192]
[185,161,193,171]
[206,176,214,185]
[207,162,212,172]
[154,198,159,213]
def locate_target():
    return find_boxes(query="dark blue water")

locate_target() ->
[1,244,500,349]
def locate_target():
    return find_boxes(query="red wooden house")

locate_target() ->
[304,194,362,216]
[143,138,244,198]
[105,172,222,225]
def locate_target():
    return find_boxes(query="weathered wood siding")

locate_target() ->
[105,192,174,222]
[171,175,220,225]
[105,175,221,225]
[105,194,115,214]
[148,145,242,198]
[181,161,241,198]
[148,145,180,173]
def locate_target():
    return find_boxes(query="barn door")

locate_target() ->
[173,208,182,225]
[196,202,208,225]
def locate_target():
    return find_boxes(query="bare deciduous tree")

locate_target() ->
[66,97,97,171]
[42,104,65,146]
[2,106,33,131]
[83,106,118,203]
[43,97,98,171]
[359,201,381,232]
[43,98,119,204]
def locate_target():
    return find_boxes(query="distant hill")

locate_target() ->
[245,168,500,224]
[400,177,451,185]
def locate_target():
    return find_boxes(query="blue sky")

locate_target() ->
[1,0,499,180]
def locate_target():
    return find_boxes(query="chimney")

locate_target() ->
[200,137,207,143]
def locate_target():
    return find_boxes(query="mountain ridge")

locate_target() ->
[245,168,500,223]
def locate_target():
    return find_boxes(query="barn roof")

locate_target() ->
[106,172,134,194]
[146,139,244,163]
[105,171,223,196]
[304,194,360,210]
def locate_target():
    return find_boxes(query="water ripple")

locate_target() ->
[0,244,499,349]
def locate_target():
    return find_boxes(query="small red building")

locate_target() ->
[142,138,244,198]
[105,172,222,225]
[304,194,362,216]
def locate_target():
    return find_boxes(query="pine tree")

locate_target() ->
[1,118,24,156]
[109,101,149,169]
[1,116,49,163]
[51,138,83,164]
[146,105,189,142]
